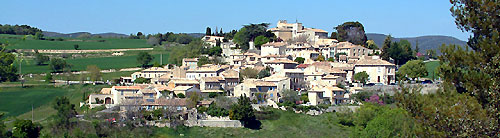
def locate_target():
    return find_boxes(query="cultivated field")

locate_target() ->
[17,52,171,74]
[0,86,67,118]
[0,34,151,50]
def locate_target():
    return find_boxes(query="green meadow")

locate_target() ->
[0,34,151,50]
[17,52,171,74]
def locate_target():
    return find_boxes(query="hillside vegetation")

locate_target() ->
[367,33,467,54]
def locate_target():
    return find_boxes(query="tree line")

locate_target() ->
[0,24,42,35]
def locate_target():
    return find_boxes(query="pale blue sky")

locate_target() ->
[0,0,469,40]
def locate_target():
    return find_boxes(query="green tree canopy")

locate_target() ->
[12,119,42,138]
[254,35,270,48]
[49,58,70,73]
[52,97,77,129]
[0,47,18,82]
[380,35,392,60]
[229,95,256,128]
[354,71,369,84]
[335,21,367,45]
[233,23,274,51]
[136,52,154,68]
[86,65,101,81]
[294,57,305,64]
[397,60,427,80]
[134,77,150,84]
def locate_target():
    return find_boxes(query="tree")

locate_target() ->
[395,84,497,136]
[425,49,437,59]
[205,27,212,36]
[49,58,70,72]
[187,92,200,109]
[257,67,271,79]
[253,35,270,48]
[414,40,420,54]
[316,55,325,61]
[281,89,299,103]
[134,77,150,84]
[34,52,49,66]
[12,119,42,138]
[0,113,6,137]
[366,40,378,49]
[52,97,77,129]
[45,72,52,83]
[437,1,500,130]
[357,108,421,137]
[0,47,18,82]
[147,37,160,46]
[335,21,367,45]
[294,57,305,64]
[239,67,259,80]
[73,44,79,50]
[86,65,101,81]
[397,60,427,81]
[208,46,222,56]
[327,57,334,62]
[34,32,44,40]
[330,32,338,39]
[380,35,392,60]
[229,95,257,128]
[136,52,154,68]
[197,56,211,67]
[354,71,369,84]
[233,23,273,51]
[177,93,185,98]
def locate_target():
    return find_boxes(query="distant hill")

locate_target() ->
[366,33,467,54]
[185,33,204,38]
[42,31,128,38]
[43,31,205,38]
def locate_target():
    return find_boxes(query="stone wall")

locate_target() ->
[198,120,242,128]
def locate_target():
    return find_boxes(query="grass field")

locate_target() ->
[155,110,351,138]
[0,86,68,118]
[0,34,151,50]
[17,52,171,74]
[0,85,108,124]
[425,61,440,79]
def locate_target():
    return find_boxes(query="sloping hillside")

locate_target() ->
[366,33,467,53]
[43,31,128,38]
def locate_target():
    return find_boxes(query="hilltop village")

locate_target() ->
[84,20,399,127]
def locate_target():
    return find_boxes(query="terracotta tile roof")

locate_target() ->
[140,88,157,94]
[265,59,297,64]
[142,98,187,106]
[262,42,286,47]
[113,86,142,90]
[173,86,194,91]
[202,76,224,82]
[355,59,395,66]
[222,70,239,78]
[100,88,112,94]
[322,75,340,79]
[254,81,276,87]
[201,90,224,93]
[296,64,310,68]
[170,79,199,84]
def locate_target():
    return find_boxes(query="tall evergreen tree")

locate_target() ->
[206,27,212,36]
[381,35,392,60]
